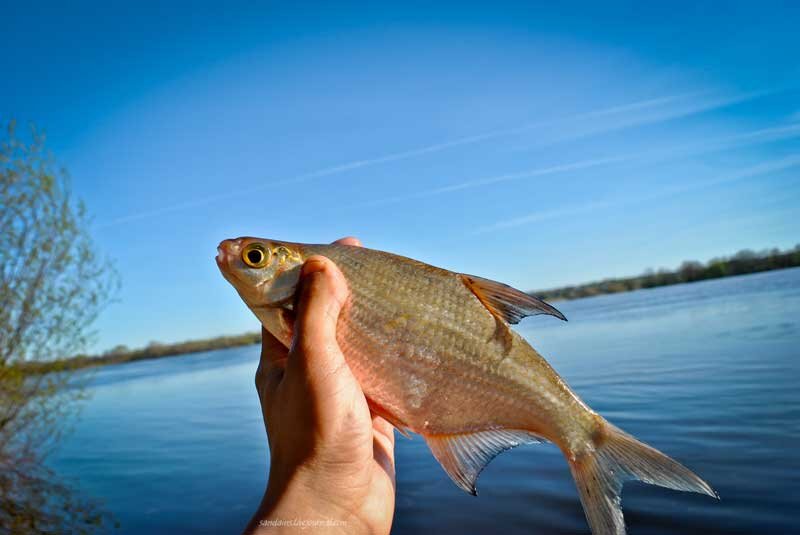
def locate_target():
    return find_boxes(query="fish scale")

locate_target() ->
[325,246,542,432]
[217,237,717,535]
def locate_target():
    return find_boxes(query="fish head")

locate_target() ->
[216,237,306,309]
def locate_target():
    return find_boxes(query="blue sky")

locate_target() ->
[2,1,799,352]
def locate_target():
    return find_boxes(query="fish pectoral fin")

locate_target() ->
[460,274,567,324]
[366,398,412,438]
[425,429,541,496]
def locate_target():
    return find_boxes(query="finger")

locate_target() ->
[256,327,288,396]
[289,256,350,383]
[372,415,396,448]
[255,357,285,400]
[260,326,288,365]
[372,415,396,476]
[333,236,362,247]
[255,328,287,394]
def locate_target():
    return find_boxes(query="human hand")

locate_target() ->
[244,237,396,534]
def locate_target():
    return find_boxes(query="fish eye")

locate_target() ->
[242,243,270,268]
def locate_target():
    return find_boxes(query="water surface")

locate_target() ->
[51,268,800,533]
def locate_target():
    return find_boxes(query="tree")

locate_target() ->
[678,260,704,282]
[0,120,117,533]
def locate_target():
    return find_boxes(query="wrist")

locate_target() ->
[252,467,357,534]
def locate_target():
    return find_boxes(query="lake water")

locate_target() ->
[50,268,800,534]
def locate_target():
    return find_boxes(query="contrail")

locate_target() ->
[273,91,707,181]
[520,90,776,150]
[97,118,800,229]
[618,121,800,161]
[355,156,631,208]
[95,91,714,229]
[356,121,800,208]
[474,155,800,234]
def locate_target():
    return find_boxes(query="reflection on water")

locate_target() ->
[50,268,800,534]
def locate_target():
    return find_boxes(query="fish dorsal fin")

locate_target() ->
[425,429,541,495]
[460,274,567,324]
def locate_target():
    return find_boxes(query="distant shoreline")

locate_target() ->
[19,332,262,374]
[533,245,800,302]
[18,245,800,374]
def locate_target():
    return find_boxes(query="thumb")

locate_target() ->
[288,255,350,383]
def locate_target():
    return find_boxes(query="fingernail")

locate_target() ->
[301,258,327,277]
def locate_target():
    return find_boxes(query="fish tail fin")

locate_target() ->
[567,421,717,535]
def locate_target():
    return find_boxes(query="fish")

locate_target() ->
[215,237,717,534]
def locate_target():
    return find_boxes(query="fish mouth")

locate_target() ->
[215,245,228,268]
[215,238,242,268]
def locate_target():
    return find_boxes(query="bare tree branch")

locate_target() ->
[0,120,117,533]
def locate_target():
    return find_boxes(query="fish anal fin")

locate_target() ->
[425,429,541,495]
[460,274,567,324]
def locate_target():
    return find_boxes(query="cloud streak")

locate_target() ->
[522,89,774,149]
[474,155,800,234]
[356,120,800,209]
[355,156,631,207]
[96,90,733,228]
